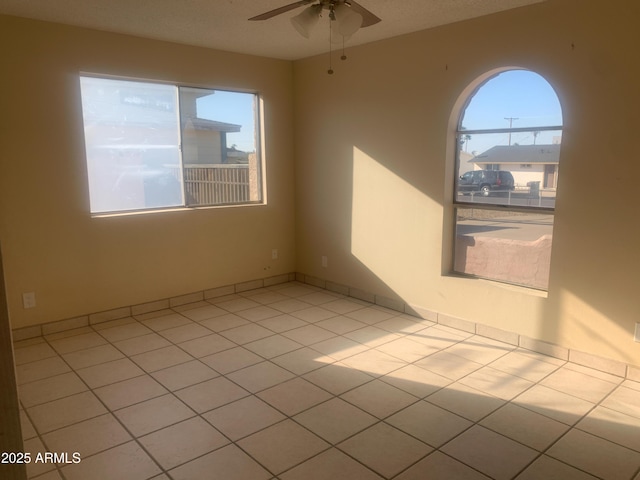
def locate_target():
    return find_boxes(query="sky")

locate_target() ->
[460,70,563,155]
[196,90,257,152]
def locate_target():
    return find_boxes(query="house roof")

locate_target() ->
[471,144,560,165]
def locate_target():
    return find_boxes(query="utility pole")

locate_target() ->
[504,117,519,145]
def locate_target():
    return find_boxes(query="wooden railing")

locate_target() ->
[183,164,250,205]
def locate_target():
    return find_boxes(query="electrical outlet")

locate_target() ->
[23,292,36,309]
[272,249,278,260]
[635,323,640,343]
[321,256,328,268]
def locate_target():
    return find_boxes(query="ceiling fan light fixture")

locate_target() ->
[290,5,321,39]
[331,3,363,37]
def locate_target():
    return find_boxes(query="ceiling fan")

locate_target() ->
[249,0,381,39]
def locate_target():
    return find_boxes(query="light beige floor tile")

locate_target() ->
[61,441,161,480]
[541,366,619,403]
[310,336,369,361]
[13,342,59,365]
[27,391,107,434]
[293,398,377,444]
[215,297,261,312]
[380,364,452,398]
[269,298,314,313]
[515,455,599,480]
[290,306,337,323]
[28,469,63,480]
[90,317,136,332]
[426,382,505,422]
[280,447,384,480]
[61,344,125,369]
[219,324,275,344]
[114,394,194,436]
[441,425,538,480]
[236,305,282,321]
[303,362,374,395]
[375,337,439,363]
[97,322,153,343]
[458,366,535,401]
[446,336,514,365]
[297,292,342,305]
[139,312,192,331]
[322,299,368,315]
[178,333,237,357]
[408,325,468,350]
[169,444,271,480]
[341,379,418,419]
[198,313,250,332]
[200,346,263,374]
[258,377,333,416]
[244,291,289,305]
[227,361,295,393]
[179,304,227,321]
[272,347,333,375]
[314,316,368,335]
[387,400,473,447]
[576,405,640,452]
[345,307,397,325]
[175,376,249,413]
[24,437,56,478]
[344,326,400,348]
[172,300,209,312]
[338,422,432,478]
[111,332,171,356]
[139,416,229,470]
[76,357,145,389]
[44,326,93,340]
[19,372,87,407]
[600,385,640,419]
[488,350,562,382]
[15,356,71,385]
[340,349,406,377]
[257,314,308,333]
[415,351,484,381]
[238,419,329,475]
[130,345,194,372]
[480,403,570,451]
[513,384,595,425]
[275,285,319,298]
[282,325,337,346]
[547,429,640,480]
[42,413,131,458]
[48,332,108,354]
[375,316,429,335]
[94,375,168,410]
[151,360,219,391]
[244,335,303,358]
[159,323,211,344]
[395,451,492,480]
[202,396,286,441]
[20,409,37,439]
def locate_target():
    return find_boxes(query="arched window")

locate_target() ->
[453,69,563,290]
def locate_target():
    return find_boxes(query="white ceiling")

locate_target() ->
[0,0,545,60]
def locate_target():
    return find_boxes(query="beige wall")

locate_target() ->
[0,15,296,328]
[293,0,640,365]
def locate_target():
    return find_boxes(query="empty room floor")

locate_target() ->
[12,281,640,480]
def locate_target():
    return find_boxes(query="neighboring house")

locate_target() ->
[470,144,560,189]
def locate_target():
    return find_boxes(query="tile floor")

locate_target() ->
[12,282,640,480]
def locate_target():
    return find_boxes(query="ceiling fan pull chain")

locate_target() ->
[328,13,334,75]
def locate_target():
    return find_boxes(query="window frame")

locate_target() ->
[451,69,563,290]
[79,74,265,216]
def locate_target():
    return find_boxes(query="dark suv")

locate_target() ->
[458,170,515,196]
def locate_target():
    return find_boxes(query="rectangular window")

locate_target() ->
[80,76,262,214]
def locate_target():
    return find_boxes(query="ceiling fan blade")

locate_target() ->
[347,0,381,27]
[248,1,314,21]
